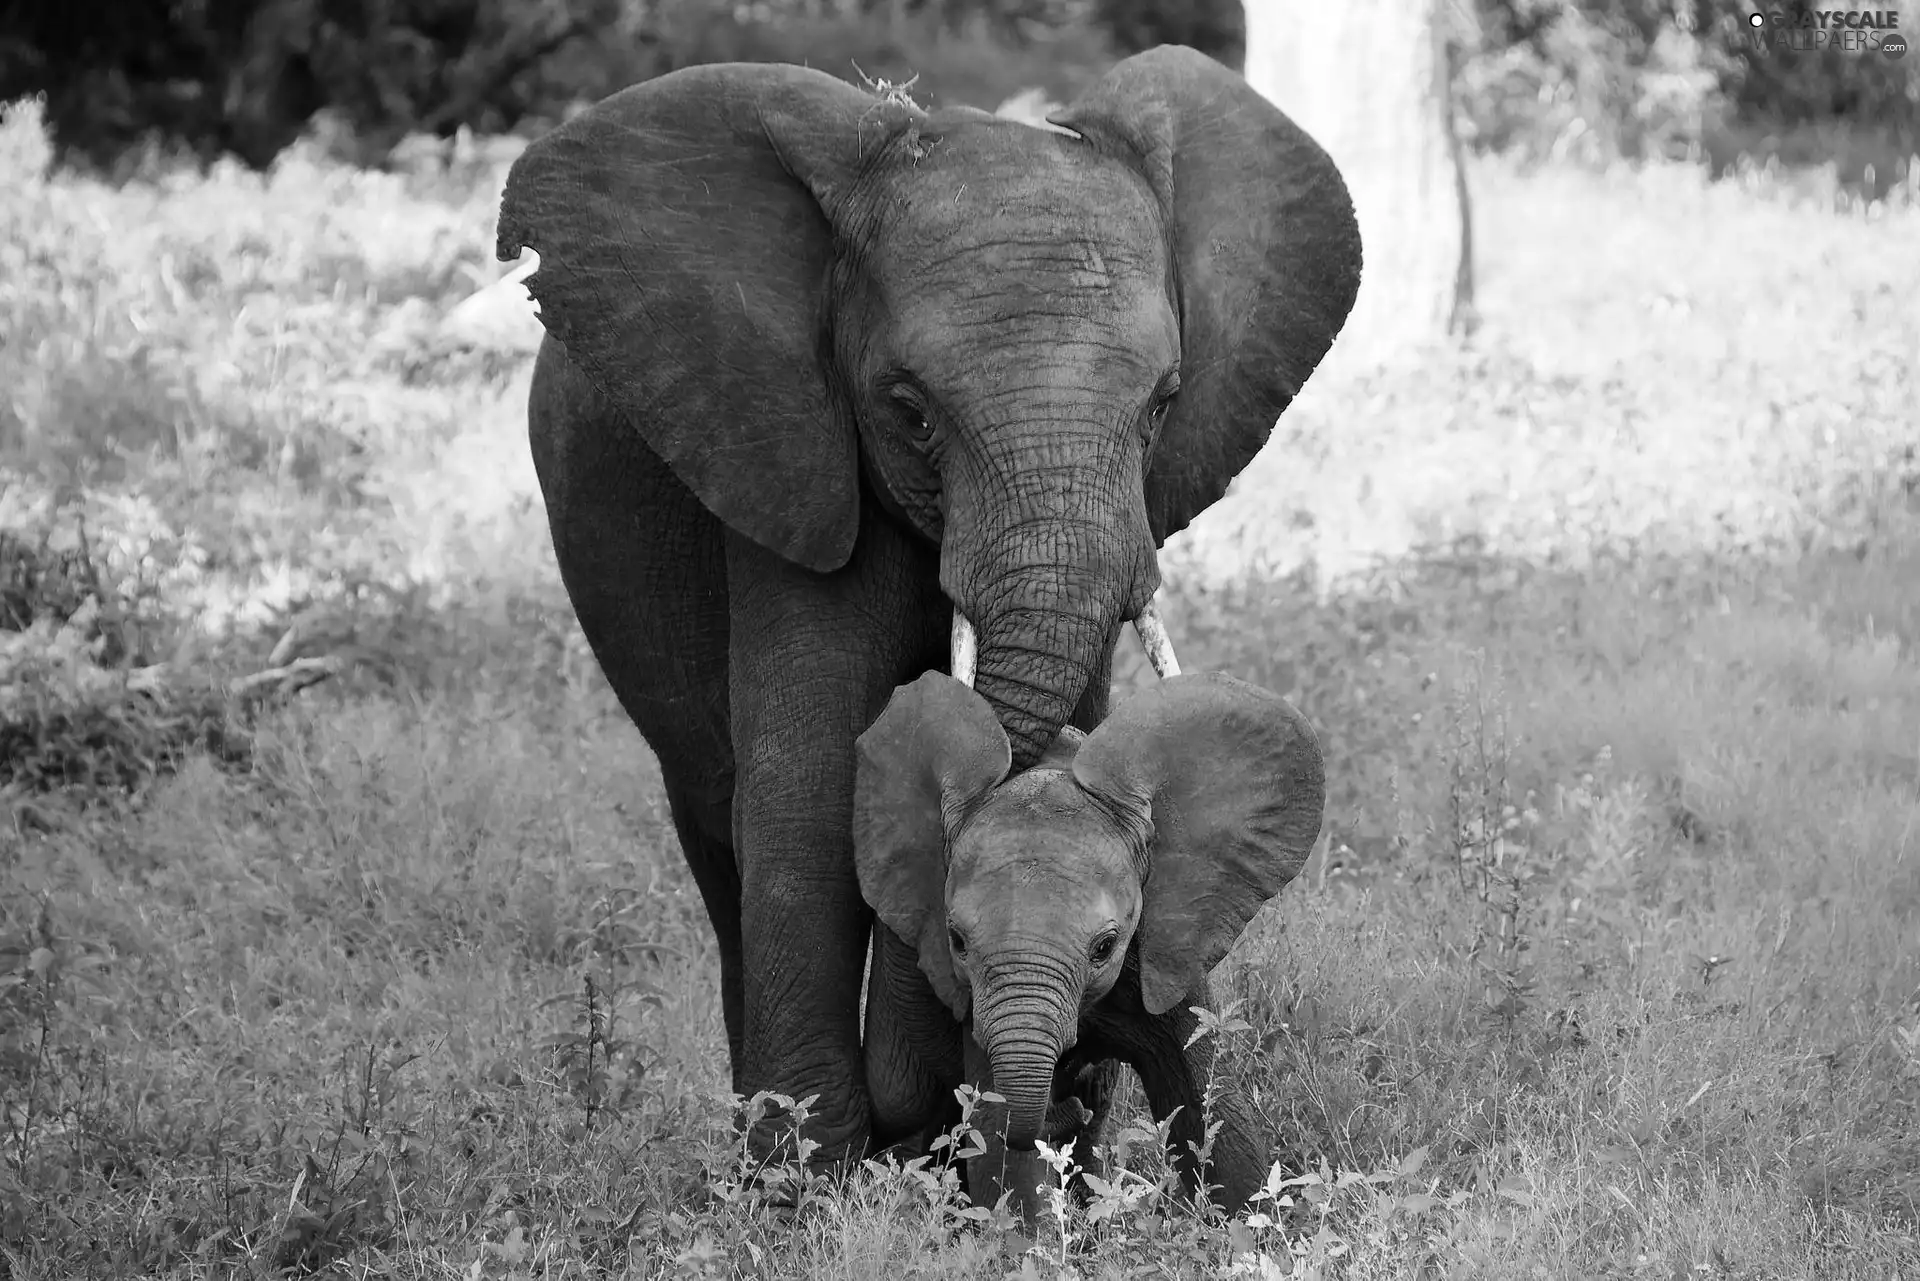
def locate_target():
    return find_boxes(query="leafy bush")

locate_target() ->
[1463,0,1920,188]
[1461,1,1729,162]
[4,0,1910,192]
[0,0,1114,174]
[1,0,626,172]
[0,495,248,808]
[1093,0,1244,67]
[537,5,1116,117]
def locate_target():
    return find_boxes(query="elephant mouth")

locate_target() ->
[949,595,1181,688]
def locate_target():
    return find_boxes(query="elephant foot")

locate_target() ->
[950,1055,1125,1231]
[961,1094,1104,1230]
[732,1085,871,1176]
[1042,1092,1095,1141]
[1174,1086,1271,1216]
[965,1143,1057,1227]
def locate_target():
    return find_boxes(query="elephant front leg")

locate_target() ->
[864,921,963,1153]
[730,740,873,1162]
[1090,981,1270,1214]
[725,525,947,1166]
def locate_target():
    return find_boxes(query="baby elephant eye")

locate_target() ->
[1088,932,1118,967]
[948,927,968,957]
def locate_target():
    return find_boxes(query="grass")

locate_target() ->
[3,90,1919,1278]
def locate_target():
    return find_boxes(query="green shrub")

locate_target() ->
[533,6,1115,118]
[5,0,1910,196]
[1462,0,1919,186]
[1,0,622,172]
[0,0,1114,174]
[1093,0,1244,68]
[0,515,249,808]
[1463,1,1729,162]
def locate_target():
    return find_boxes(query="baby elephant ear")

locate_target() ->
[1073,672,1325,1015]
[854,673,1011,1019]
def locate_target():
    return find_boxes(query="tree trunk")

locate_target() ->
[1240,0,1475,363]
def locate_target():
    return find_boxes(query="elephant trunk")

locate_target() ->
[987,1041,1059,1151]
[972,590,1116,770]
[946,495,1159,769]
[974,970,1080,1150]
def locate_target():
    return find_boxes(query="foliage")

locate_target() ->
[1093,0,1244,67]
[2,0,1911,199]
[0,0,622,172]
[2,96,1919,1277]
[1461,0,1729,162]
[1462,0,1920,194]
[1,488,238,804]
[0,0,1115,174]
[0,482,360,817]
[566,3,1116,114]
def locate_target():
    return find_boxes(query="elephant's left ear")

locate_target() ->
[1050,46,1361,546]
[1073,672,1325,1015]
[854,673,1011,1020]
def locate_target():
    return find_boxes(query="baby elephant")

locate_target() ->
[853,669,1326,1217]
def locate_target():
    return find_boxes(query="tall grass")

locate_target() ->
[2,93,1917,1278]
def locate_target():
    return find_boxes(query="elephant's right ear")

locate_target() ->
[854,673,1010,1020]
[1074,672,1325,1016]
[497,65,919,573]
[1051,47,1361,547]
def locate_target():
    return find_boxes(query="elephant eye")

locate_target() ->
[1088,931,1118,967]
[883,379,936,448]
[1147,371,1181,429]
[948,927,968,957]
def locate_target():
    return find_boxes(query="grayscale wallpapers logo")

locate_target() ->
[1743,9,1907,57]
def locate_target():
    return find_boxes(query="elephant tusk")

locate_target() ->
[951,610,978,688]
[1132,597,1181,678]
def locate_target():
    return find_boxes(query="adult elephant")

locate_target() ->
[496,45,1360,1164]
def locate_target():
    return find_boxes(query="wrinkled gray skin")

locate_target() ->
[495,46,1359,1171]
[855,670,1326,1215]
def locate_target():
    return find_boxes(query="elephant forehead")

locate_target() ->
[868,131,1166,285]
[989,767,1100,819]
[950,771,1138,884]
[889,273,1176,396]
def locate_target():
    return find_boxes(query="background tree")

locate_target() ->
[0,0,1910,194]
[0,0,617,171]
[1241,0,1477,362]
[1095,0,1244,66]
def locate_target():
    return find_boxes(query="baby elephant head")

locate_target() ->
[854,670,1326,1151]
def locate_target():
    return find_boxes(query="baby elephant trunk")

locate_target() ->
[976,987,1078,1150]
